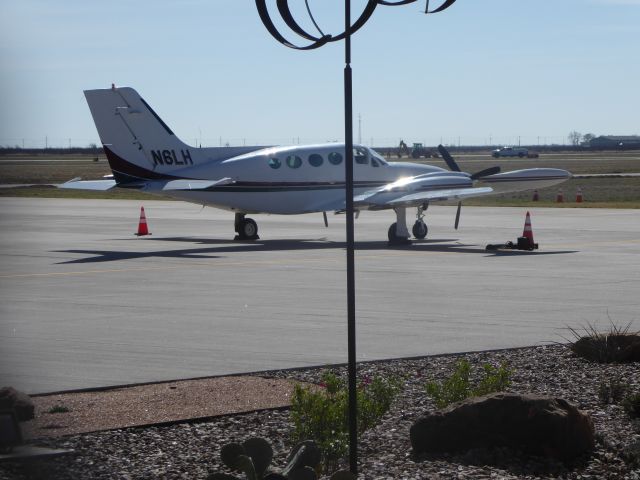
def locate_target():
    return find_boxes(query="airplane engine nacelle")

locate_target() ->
[385,172,472,193]
[358,173,474,209]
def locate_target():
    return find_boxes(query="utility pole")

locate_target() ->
[253,1,459,474]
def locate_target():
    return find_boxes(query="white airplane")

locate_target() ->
[64,85,571,243]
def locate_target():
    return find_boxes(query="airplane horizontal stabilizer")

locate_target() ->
[59,179,117,190]
[143,178,235,192]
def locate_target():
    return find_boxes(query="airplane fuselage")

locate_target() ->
[145,144,444,214]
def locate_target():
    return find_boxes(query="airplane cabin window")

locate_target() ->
[268,157,281,169]
[286,155,303,169]
[328,152,343,165]
[309,153,323,167]
[354,147,368,164]
[371,151,388,166]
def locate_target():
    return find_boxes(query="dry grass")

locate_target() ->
[564,322,640,363]
[1,151,639,206]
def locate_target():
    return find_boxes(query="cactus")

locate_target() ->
[216,441,259,480]
[210,438,324,480]
[242,437,273,478]
[287,467,317,480]
[282,441,322,477]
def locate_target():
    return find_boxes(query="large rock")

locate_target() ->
[0,386,35,421]
[410,393,594,462]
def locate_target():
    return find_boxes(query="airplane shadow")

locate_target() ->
[55,237,577,264]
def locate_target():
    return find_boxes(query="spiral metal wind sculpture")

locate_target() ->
[255,0,457,50]
[254,1,457,475]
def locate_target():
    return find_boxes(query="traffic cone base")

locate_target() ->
[135,206,151,236]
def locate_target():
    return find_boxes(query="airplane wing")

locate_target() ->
[386,187,494,206]
[354,186,493,209]
[353,168,570,211]
[351,172,491,210]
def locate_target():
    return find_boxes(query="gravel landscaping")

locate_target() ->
[2,344,640,479]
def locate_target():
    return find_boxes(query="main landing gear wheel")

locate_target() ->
[412,220,428,239]
[388,223,411,245]
[234,214,259,240]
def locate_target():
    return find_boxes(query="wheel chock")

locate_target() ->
[486,236,538,251]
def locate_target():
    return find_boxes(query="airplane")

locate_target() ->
[63,85,571,244]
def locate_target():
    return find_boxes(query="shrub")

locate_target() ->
[566,322,640,363]
[623,393,640,418]
[47,405,70,414]
[426,359,512,409]
[290,371,401,472]
[597,376,628,404]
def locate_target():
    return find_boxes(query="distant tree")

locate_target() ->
[582,133,596,145]
[568,131,582,146]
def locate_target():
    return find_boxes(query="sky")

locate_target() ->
[1,0,639,148]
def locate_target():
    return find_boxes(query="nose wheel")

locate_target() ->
[412,203,428,239]
[234,213,259,240]
[412,220,428,239]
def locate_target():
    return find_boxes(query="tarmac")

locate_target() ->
[0,198,638,394]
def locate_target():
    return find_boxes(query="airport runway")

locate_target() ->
[1,198,639,394]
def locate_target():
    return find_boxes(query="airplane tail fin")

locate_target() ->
[84,86,199,184]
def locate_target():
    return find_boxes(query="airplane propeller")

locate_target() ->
[436,144,501,229]
[455,201,462,230]
[437,144,501,179]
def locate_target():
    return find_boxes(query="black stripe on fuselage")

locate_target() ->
[103,145,183,183]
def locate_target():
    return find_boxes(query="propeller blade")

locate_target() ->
[323,211,328,227]
[455,201,462,230]
[437,144,461,172]
[470,165,501,180]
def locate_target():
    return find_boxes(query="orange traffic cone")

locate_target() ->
[556,189,564,203]
[517,211,539,250]
[576,188,583,203]
[135,206,151,236]
[522,211,534,246]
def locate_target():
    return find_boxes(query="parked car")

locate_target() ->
[492,147,529,158]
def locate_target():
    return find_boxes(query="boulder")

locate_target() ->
[410,393,594,462]
[0,386,35,421]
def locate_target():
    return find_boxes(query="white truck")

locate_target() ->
[491,146,538,158]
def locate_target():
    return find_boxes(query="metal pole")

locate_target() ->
[344,0,357,475]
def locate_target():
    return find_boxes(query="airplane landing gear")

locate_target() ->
[412,203,429,239]
[234,213,259,240]
[388,207,411,245]
[412,220,428,239]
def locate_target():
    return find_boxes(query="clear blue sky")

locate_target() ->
[1,0,639,148]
